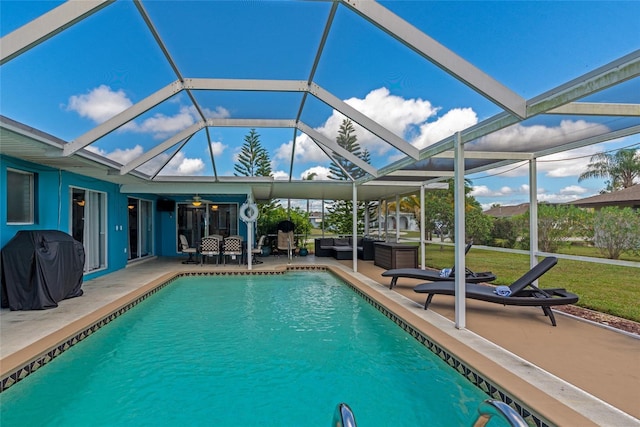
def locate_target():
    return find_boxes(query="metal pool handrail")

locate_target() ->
[472,399,529,427]
[332,403,357,427]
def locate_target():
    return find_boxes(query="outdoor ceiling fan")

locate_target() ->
[188,195,214,207]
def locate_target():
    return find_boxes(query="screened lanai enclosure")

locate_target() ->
[1,1,639,326]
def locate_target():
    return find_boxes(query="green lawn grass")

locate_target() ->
[423,243,640,323]
[306,230,639,322]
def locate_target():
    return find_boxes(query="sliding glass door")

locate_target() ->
[177,203,238,250]
[71,188,106,272]
[127,198,153,260]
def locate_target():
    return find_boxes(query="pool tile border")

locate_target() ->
[1,267,547,427]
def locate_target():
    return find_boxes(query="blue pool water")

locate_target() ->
[0,272,497,426]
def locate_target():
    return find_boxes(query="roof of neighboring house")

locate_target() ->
[570,184,640,208]
[483,203,530,217]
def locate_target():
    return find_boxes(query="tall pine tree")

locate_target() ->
[234,129,276,236]
[326,119,370,234]
[234,129,272,177]
[328,119,365,181]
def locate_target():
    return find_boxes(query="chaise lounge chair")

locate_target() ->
[413,256,579,326]
[382,241,496,289]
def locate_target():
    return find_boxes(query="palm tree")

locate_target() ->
[578,148,640,192]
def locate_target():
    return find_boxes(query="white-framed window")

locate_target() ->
[6,168,34,224]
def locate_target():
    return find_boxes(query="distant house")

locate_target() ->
[483,203,530,218]
[570,185,640,210]
[309,211,323,228]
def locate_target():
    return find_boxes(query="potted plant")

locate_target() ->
[298,240,309,256]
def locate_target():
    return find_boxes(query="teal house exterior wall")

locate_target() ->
[2,155,252,281]
[1,155,129,280]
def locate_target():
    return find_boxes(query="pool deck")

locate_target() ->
[1,255,638,426]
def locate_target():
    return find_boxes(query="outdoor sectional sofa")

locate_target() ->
[314,237,382,260]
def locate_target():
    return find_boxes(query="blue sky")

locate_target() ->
[1,1,639,210]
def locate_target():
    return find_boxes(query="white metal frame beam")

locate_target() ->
[352,183,358,271]
[64,80,184,156]
[297,122,379,178]
[120,121,205,175]
[341,0,527,118]
[0,0,114,65]
[150,134,193,179]
[207,118,297,128]
[184,78,308,92]
[529,159,539,271]
[453,132,466,329]
[432,151,534,160]
[387,170,455,178]
[547,102,640,116]
[309,83,420,159]
[188,79,420,159]
[63,77,418,165]
[527,49,640,116]
[374,51,640,181]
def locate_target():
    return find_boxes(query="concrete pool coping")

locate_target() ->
[1,256,638,426]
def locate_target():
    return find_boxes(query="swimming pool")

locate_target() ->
[0,271,504,426]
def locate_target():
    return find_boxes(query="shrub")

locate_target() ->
[593,206,640,259]
[491,217,518,248]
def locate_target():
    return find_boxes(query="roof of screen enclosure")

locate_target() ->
[1,0,639,202]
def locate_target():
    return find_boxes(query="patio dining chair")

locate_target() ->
[200,236,222,265]
[223,236,243,265]
[179,234,198,264]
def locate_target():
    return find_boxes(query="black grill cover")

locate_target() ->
[1,230,85,310]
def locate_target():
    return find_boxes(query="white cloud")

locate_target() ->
[469,185,493,197]
[476,182,592,209]
[411,107,478,150]
[470,184,530,198]
[559,185,588,195]
[300,166,331,180]
[474,120,609,152]
[272,170,289,180]
[156,152,205,175]
[469,184,545,204]
[275,133,327,166]
[203,105,231,119]
[133,106,195,138]
[302,87,439,158]
[537,192,581,204]
[67,86,229,139]
[209,141,227,157]
[480,143,604,180]
[537,145,603,178]
[66,85,132,123]
[277,87,479,168]
[473,120,610,178]
[86,144,143,164]
[175,157,205,175]
[86,146,205,176]
[499,186,513,195]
